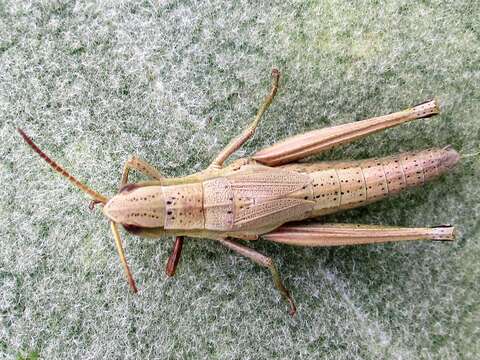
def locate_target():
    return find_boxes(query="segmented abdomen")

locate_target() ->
[310,147,459,216]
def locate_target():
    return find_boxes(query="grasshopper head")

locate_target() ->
[18,129,143,293]
[103,184,166,228]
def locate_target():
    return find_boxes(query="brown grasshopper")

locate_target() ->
[18,69,459,315]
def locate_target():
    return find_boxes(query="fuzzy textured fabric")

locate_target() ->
[1,1,479,359]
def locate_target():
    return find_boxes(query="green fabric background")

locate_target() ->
[1,1,479,359]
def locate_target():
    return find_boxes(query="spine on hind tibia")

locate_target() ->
[301,147,460,217]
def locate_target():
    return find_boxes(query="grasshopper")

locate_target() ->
[18,69,459,315]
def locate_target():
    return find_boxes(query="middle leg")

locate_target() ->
[209,69,280,169]
[218,238,297,316]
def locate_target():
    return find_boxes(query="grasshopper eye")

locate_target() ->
[120,184,139,193]
[123,224,144,234]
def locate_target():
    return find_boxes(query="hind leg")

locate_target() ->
[253,99,440,166]
[263,223,455,246]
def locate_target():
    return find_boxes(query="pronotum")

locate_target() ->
[19,69,459,315]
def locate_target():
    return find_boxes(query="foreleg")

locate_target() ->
[110,222,138,293]
[165,236,184,277]
[120,155,164,187]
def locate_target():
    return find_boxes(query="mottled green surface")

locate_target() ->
[1,1,479,359]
